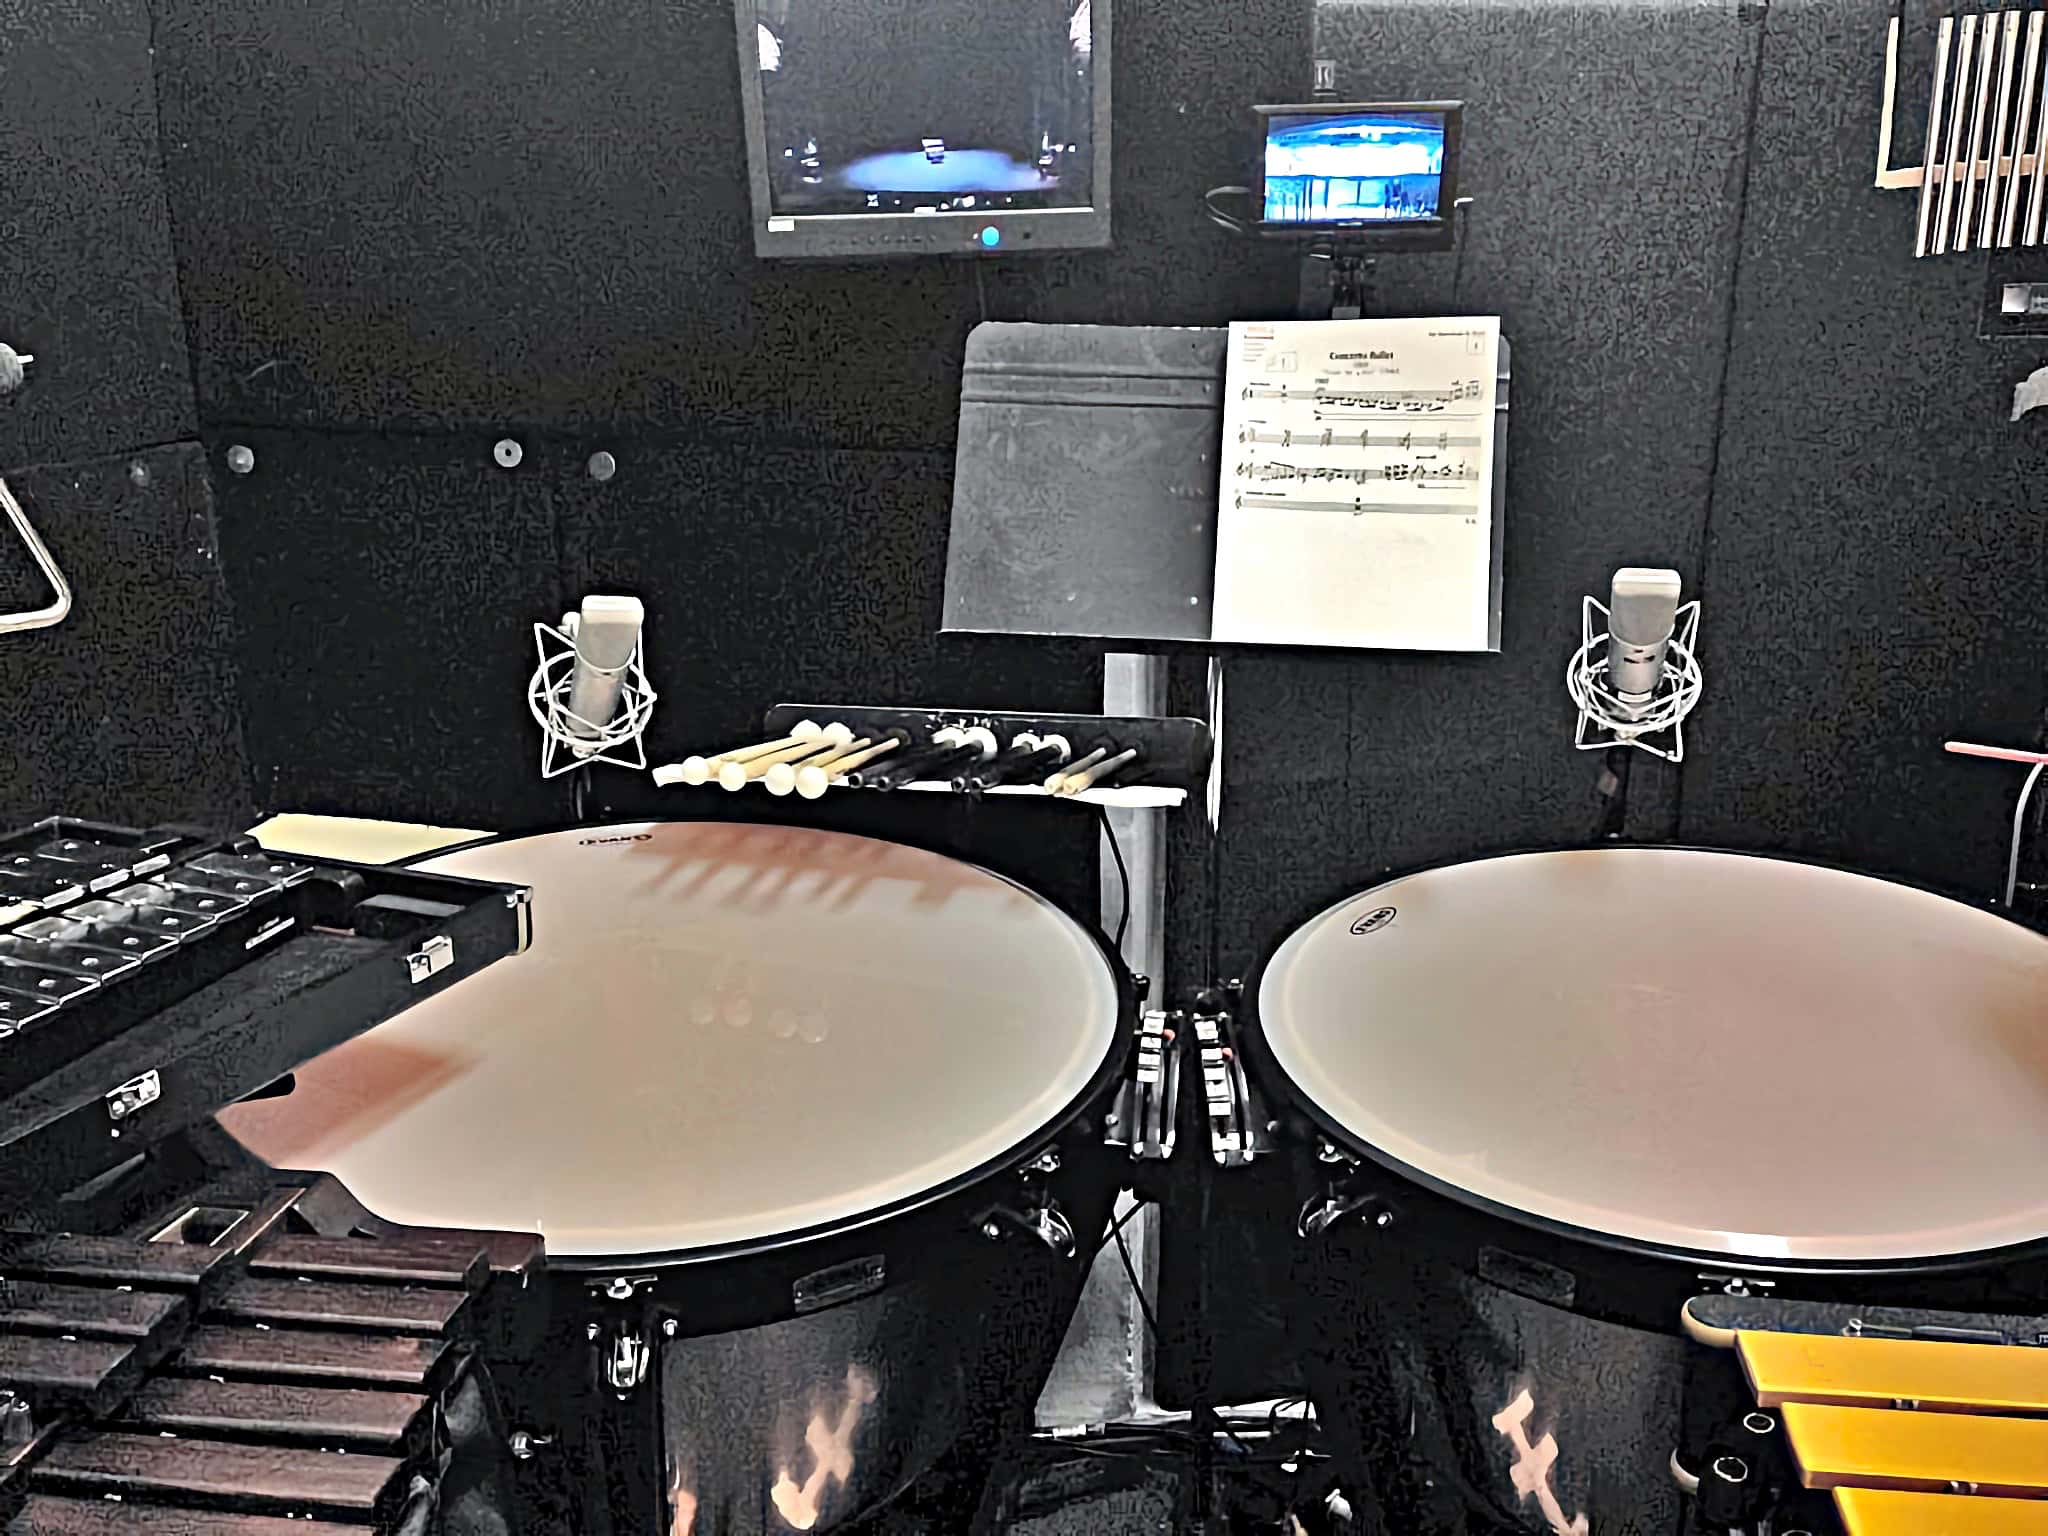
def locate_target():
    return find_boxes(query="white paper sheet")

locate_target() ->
[1213,316,1502,651]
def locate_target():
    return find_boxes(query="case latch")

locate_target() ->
[106,1069,162,1125]
[405,934,455,984]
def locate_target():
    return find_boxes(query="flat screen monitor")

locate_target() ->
[1254,101,1462,250]
[735,0,1112,259]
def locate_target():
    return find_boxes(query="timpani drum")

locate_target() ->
[221,821,1131,1536]
[1250,847,2048,1535]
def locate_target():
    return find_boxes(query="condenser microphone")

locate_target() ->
[565,595,643,741]
[1605,568,1682,710]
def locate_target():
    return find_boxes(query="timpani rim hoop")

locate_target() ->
[372,818,1138,1272]
[1246,843,2048,1290]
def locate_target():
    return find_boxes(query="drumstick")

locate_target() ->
[718,726,852,790]
[1945,739,2048,765]
[1045,746,1108,792]
[661,721,827,786]
[1058,746,1141,796]
[767,737,871,796]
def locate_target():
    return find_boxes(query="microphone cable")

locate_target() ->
[1203,185,1254,234]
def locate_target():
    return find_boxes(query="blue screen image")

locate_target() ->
[1263,111,1445,224]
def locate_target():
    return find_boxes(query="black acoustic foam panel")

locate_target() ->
[152,0,1305,448]
[206,430,568,830]
[1682,0,2048,900]
[1155,0,1762,1412]
[553,431,1104,898]
[1191,0,1763,981]
[0,0,196,467]
[0,446,250,829]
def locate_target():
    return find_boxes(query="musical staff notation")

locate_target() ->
[1235,460,1480,486]
[1215,315,1503,651]
[1233,492,1482,517]
[1240,379,1485,405]
[1237,426,1484,451]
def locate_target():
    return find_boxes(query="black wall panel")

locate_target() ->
[553,433,1104,898]
[0,447,249,828]
[207,431,568,830]
[156,0,1307,448]
[559,435,1099,752]
[0,0,196,467]
[1194,0,1763,979]
[1158,0,1763,1409]
[1682,0,2048,899]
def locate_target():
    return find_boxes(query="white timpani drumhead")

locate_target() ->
[1259,848,2048,1262]
[221,823,1122,1260]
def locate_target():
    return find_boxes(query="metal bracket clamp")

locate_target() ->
[0,477,71,636]
[1105,1008,1183,1160]
[974,1198,1078,1259]
[1192,1007,1267,1167]
[584,1274,661,1397]
[0,1388,32,1450]
[602,1323,651,1395]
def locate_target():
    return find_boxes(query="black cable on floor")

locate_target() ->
[1097,803,1130,951]
[1113,1215,1159,1341]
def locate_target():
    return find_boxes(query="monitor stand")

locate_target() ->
[1296,244,1378,320]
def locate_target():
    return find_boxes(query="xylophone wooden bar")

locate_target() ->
[1779,1399,2048,1497]
[0,1182,542,1533]
[1835,1485,2048,1534]
[1740,1328,2048,1414]
[10,1497,365,1534]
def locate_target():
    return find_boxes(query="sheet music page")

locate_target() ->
[1212,317,1502,651]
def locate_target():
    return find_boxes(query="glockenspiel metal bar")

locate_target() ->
[1982,10,2025,247]
[1934,13,1979,254]
[1955,11,2000,251]
[1917,13,1957,255]
[2028,14,2048,243]
[2001,11,2044,245]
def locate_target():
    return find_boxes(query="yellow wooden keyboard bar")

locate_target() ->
[1741,1330,2048,1414]
[1783,1401,2048,1495]
[1837,1486,2048,1534]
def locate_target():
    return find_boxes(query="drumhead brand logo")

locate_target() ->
[1350,906,1397,935]
[578,833,652,847]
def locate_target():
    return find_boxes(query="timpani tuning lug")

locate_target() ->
[1698,1272,1777,1300]
[604,1325,652,1396]
[507,1429,555,1461]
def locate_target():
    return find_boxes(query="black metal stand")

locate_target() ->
[1591,744,1635,841]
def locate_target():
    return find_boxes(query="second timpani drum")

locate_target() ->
[1250,847,2048,1533]
[222,820,1132,1535]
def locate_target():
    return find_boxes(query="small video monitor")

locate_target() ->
[736,0,1112,260]
[1254,101,1462,250]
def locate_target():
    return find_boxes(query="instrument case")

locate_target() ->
[0,821,530,1214]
